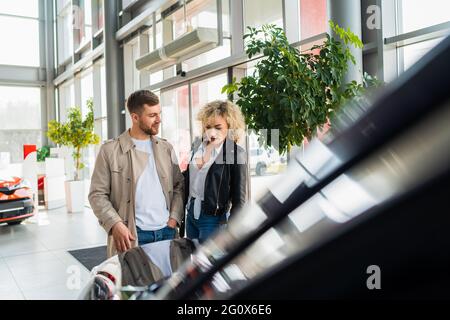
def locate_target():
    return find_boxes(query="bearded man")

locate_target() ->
[89,90,184,258]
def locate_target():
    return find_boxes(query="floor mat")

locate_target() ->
[68,245,107,271]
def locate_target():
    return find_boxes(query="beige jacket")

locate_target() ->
[88,130,184,258]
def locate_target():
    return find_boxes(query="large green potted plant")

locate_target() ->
[223,21,379,155]
[47,98,100,212]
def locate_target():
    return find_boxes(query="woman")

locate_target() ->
[184,100,247,243]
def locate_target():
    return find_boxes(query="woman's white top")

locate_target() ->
[188,141,224,219]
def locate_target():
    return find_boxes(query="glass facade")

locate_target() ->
[161,86,191,171]
[244,0,283,29]
[0,1,42,164]
[58,80,75,122]
[80,68,94,116]
[0,0,39,18]
[190,73,228,140]
[402,37,445,71]
[395,0,450,74]
[0,0,447,196]
[299,0,327,40]
[69,0,93,49]
[400,0,450,33]
[0,16,40,67]
[0,86,41,163]
[97,0,104,30]
[56,0,73,64]
[171,0,221,40]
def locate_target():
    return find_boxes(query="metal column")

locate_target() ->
[104,0,125,139]
[327,0,363,84]
[41,0,56,147]
[230,0,244,55]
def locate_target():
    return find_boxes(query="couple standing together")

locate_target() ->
[88,90,248,257]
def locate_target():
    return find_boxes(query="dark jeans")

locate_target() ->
[136,225,176,246]
[186,198,227,244]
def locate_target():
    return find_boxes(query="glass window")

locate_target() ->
[58,80,75,122]
[0,86,41,130]
[156,21,163,49]
[146,27,155,53]
[236,64,288,199]
[80,68,94,117]
[97,0,104,30]
[123,38,141,97]
[164,0,231,72]
[249,131,288,200]
[160,86,190,171]
[244,0,283,29]
[123,38,142,130]
[182,39,231,72]
[74,0,92,47]
[83,0,93,43]
[101,118,108,141]
[0,0,39,18]
[78,68,95,180]
[0,86,41,163]
[170,0,223,40]
[0,16,40,67]
[94,60,108,143]
[150,70,164,85]
[299,0,327,40]
[100,62,107,118]
[190,73,228,139]
[56,0,71,12]
[400,0,450,34]
[402,37,445,71]
[131,41,140,91]
[57,6,73,64]
[144,27,164,85]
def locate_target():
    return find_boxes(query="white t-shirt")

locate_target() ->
[132,138,169,231]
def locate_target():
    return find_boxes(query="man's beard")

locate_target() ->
[138,120,158,136]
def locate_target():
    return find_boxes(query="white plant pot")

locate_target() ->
[37,162,46,175]
[65,180,85,213]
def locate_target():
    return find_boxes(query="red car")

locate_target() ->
[0,176,34,226]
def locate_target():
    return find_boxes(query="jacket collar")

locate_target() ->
[207,138,236,163]
[118,129,160,154]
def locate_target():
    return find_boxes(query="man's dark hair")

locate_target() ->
[126,90,159,114]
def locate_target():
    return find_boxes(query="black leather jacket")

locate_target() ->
[183,138,248,218]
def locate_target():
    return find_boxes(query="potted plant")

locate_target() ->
[47,98,100,212]
[222,21,381,156]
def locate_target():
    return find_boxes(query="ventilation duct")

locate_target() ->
[135,27,218,73]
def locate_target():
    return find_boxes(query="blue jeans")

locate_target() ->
[186,199,227,244]
[136,225,176,246]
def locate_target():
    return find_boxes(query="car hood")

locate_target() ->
[0,176,23,191]
[0,176,32,201]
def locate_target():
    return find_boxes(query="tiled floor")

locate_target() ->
[0,206,106,300]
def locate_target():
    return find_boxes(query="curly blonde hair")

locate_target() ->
[197,100,246,143]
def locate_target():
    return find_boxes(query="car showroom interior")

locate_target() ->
[0,0,449,301]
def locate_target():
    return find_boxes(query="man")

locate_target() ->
[89,90,184,258]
